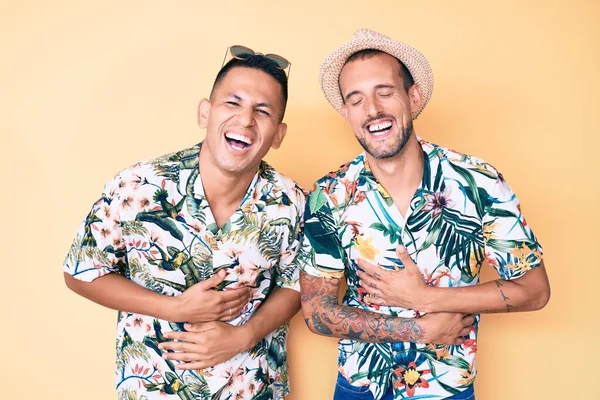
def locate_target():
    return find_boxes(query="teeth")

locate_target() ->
[368,121,392,133]
[225,133,253,145]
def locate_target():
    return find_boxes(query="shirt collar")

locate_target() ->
[188,142,262,210]
[356,135,442,195]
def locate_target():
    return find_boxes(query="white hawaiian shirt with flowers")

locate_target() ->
[299,137,543,399]
[64,142,305,400]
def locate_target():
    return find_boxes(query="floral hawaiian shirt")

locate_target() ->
[299,137,543,399]
[64,142,305,400]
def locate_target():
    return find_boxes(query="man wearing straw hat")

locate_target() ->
[299,29,550,399]
[63,47,304,399]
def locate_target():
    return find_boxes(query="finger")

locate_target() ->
[220,291,252,309]
[357,267,383,282]
[198,269,227,289]
[356,257,378,271]
[364,295,384,306]
[459,327,471,337]
[159,340,200,353]
[462,314,476,326]
[214,286,252,303]
[163,351,203,362]
[453,337,465,345]
[175,361,211,370]
[184,322,214,333]
[356,269,366,280]
[162,331,195,341]
[395,246,416,270]
[359,272,378,288]
[360,282,375,295]
[217,296,250,318]
[218,303,247,322]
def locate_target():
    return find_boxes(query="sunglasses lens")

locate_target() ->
[230,45,254,59]
[266,55,289,69]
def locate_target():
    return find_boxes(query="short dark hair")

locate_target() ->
[341,49,415,100]
[210,54,289,120]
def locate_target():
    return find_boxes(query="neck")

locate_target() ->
[365,133,424,194]
[198,147,258,207]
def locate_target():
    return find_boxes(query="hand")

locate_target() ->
[175,270,251,323]
[356,246,429,309]
[159,321,255,369]
[418,312,475,345]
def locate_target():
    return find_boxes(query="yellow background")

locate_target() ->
[1,1,598,399]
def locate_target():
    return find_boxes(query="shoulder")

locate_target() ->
[424,139,503,186]
[312,153,365,192]
[259,161,306,206]
[105,144,200,191]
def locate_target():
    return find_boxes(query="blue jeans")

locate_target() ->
[333,373,475,400]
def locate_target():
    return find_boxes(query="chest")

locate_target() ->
[339,184,486,286]
[118,188,287,294]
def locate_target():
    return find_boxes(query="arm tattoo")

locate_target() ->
[310,311,333,335]
[495,280,513,312]
[300,272,424,343]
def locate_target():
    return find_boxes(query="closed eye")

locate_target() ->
[226,101,240,106]
[351,99,363,106]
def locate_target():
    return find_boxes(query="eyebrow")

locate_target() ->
[228,94,272,109]
[344,90,361,102]
[255,102,272,109]
[343,84,397,102]
[374,84,397,90]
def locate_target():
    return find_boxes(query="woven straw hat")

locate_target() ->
[319,28,433,118]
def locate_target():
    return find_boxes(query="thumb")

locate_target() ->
[395,246,416,270]
[199,269,226,289]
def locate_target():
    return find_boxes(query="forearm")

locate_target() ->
[422,267,550,314]
[64,272,179,321]
[308,301,423,343]
[300,272,424,343]
[242,286,300,348]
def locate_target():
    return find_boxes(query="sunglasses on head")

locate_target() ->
[222,45,291,77]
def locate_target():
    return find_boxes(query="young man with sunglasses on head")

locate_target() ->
[64,47,303,399]
[298,29,550,399]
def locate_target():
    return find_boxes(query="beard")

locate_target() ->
[356,117,414,160]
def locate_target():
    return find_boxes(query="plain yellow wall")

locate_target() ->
[1,0,598,399]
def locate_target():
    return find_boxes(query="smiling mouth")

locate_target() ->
[225,133,253,150]
[366,120,393,136]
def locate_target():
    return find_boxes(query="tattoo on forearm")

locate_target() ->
[310,311,333,335]
[495,280,513,312]
[300,272,424,343]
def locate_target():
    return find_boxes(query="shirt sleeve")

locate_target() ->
[63,175,127,282]
[272,186,305,292]
[483,175,543,280]
[297,186,347,279]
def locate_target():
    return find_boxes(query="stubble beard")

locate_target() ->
[357,119,414,160]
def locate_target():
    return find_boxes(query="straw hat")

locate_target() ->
[319,28,433,118]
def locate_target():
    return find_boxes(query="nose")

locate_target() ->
[237,106,255,128]
[365,96,382,119]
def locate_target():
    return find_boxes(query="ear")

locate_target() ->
[270,122,287,150]
[407,84,423,119]
[197,98,211,129]
[341,103,349,120]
